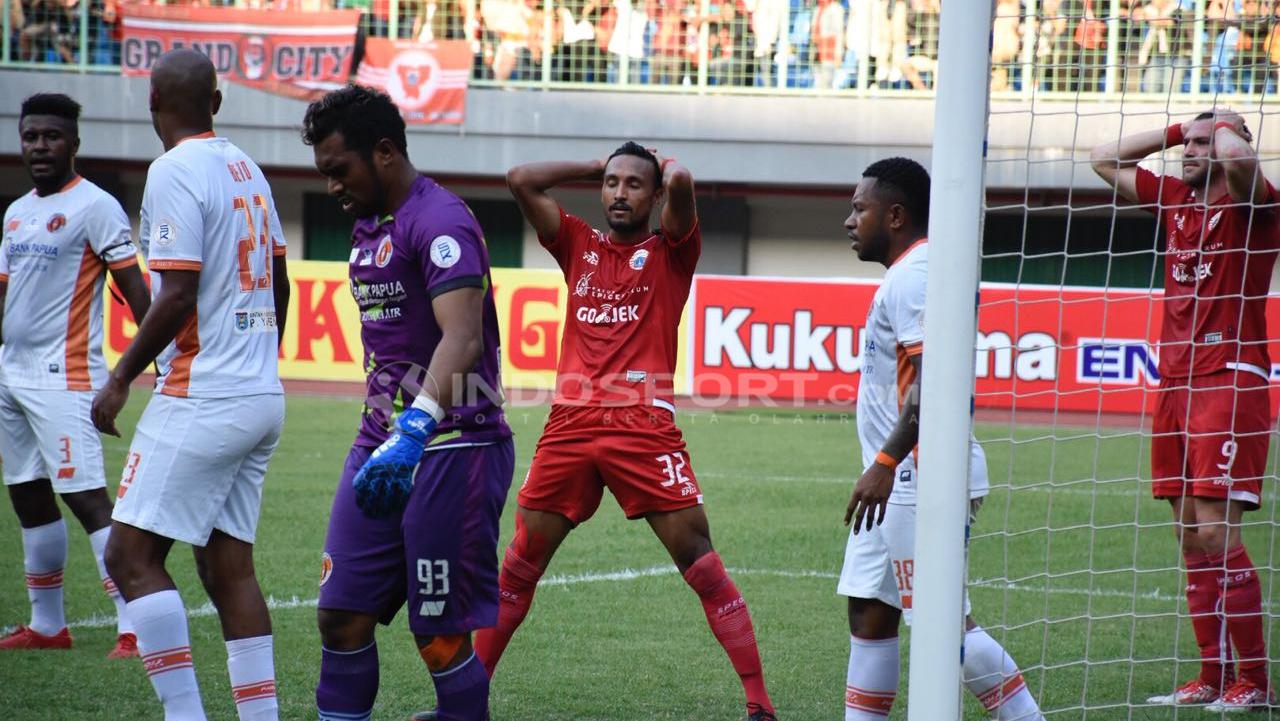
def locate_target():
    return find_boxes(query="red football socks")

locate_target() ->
[683,552,774,713]
[474,548,543,678]
[1184,549,1229,687]
[1222,545,1269,689]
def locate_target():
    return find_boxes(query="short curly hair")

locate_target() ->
[607,141,662,189]
[862,157,931,231]
[20,93,81,132]
[302,84,408,160]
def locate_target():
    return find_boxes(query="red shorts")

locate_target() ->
[1151,369,1273,509]
[517,404,703,524]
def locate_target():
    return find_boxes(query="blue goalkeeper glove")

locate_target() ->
[352,403,439,518]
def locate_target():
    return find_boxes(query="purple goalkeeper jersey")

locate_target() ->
[349,175,510,448]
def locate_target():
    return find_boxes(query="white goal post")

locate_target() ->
[908,2,995,720]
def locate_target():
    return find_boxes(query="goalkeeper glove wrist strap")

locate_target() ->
[411,394,446,422]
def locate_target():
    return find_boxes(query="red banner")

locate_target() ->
[690,275,1280,414]
[120,5,359,101]
[354,39,470,124]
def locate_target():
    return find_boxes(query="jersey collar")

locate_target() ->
[890,237,928,267]
[176,130,217,145]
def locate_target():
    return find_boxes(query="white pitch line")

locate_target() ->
[46,566,1205,632]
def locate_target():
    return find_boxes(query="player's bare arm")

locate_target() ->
[91,268,199,436]
[272,254,290,345]
[109,263,151,327]
[1210,111,1269,205]
[847,353,922,533]
[655,153,697,240]
[1090,126,1171,203]
[506,159,606,239]
[422,286,485,414]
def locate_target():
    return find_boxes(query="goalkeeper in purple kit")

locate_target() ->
[303,85,513,721]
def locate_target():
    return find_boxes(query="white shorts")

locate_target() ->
[837,501,976,624]
[0,384,106,493]
[112,393,285,547]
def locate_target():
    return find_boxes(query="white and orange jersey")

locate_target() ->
[856,240,988,505]
[0,176,139,390]
[140,133,286,399]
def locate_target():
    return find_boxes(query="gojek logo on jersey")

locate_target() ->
[1172,260,1212,284]
[576,303,640,325]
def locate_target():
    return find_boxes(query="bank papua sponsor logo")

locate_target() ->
[233,308,278,333]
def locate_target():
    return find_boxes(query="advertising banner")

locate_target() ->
[103,264,1279,414]
[119,5,360,101]
[691,275,1280,413]
[103,263,689,395]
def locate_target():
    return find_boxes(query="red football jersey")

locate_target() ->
[541,207,700,409]
[1135,167,1280,379]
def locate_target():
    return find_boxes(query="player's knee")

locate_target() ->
[317,608,375,650]
[59,488,112,532]
[103,535,141,592]
[8,479,60,527]
[416,633,468,672]
[193,552,216,593]
[511,511,563,569]
[848,597,900,639]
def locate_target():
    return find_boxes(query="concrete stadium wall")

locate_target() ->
[4,70,1277,191]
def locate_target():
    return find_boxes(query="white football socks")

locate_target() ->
[846,635,899,720]
[88,526,132,635]
[963,626,1044,721]
[227,635,279,721]
[21,519,68,636]
[129,589,207,721]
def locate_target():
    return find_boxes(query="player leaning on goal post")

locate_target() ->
[840,157,1045,721]
[0,93,151,658]
[304,85,514,721]
[92,49,291,721]
[1091,110,1279,710]
[409,145,778,721]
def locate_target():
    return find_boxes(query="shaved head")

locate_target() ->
[149,49,221,147]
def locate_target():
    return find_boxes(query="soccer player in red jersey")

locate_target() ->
[426,143,776,721]
[1092,110,1279,710]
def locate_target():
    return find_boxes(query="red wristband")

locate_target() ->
[1165,123,1185,147]
[874,451,899,469]
[1214,120,1239,136]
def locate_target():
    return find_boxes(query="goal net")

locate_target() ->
[957,0,1280,717]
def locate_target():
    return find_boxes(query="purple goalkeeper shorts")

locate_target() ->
[318,439,515,636]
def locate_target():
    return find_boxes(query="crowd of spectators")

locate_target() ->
[5,0,1280,95]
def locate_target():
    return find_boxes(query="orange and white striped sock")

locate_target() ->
[846,635,898,720]
[963,626,1044,721]
[130,589,207,721]
[21,519,67,636]
[88,526,132,635]
[227,635,278,721]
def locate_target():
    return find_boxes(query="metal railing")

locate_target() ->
[3,0,1279,100]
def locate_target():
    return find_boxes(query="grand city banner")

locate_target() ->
[120,5,361,101]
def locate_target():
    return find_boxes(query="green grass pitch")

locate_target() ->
[1,392,1278,720]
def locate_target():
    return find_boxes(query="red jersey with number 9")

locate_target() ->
[1134,167,1280,380]
[539,207,700,410]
